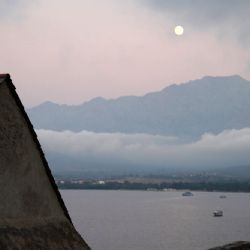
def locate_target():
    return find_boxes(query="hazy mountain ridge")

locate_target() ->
[28,75,250,138]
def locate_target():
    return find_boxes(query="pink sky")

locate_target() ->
[0,0,249,107]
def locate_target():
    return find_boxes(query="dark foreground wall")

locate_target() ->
[0,74,90,249]
[0,218,90,250]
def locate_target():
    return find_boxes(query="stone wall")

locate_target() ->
[0,76,90,249]
[0,218,90,250]
[0,81,65,219]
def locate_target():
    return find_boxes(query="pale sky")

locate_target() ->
[0,0,250,107]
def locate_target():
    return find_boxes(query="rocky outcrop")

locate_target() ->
[208,241,250,250]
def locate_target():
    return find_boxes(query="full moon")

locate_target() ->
[174,25,184,36]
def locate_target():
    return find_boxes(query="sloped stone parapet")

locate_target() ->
[0,74,91,249]
[0,218,90,250]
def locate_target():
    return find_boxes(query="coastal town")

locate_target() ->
[55,172,250,192]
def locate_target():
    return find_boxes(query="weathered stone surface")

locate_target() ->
[0,218,90,250]
[0,77,65,219]
[208,241,250,250]
[0,74,90,249]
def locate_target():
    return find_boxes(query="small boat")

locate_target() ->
[182,191,194,196]
[213,210,223,217]
[219,195,227,199]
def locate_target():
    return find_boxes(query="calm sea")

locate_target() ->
[61,190,250,250]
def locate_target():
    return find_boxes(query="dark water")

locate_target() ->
[61,190,250,250]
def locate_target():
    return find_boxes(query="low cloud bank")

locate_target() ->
[37,128,250,172]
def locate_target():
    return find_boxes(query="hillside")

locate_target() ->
[28,75,250,138]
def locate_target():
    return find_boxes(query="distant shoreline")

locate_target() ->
[57,180,250,193]
[59,189,250,194]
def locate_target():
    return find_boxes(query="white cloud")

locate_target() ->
[37,128,250,172]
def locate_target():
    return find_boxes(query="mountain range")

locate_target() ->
[28,75,250,139]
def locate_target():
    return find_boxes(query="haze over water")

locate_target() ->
[61,190,250,250]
